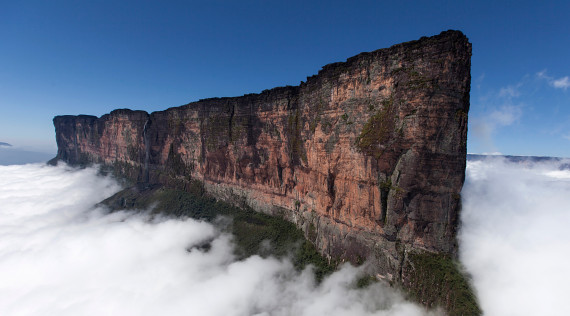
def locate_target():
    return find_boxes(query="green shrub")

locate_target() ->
[100,185,336,281]
[405,252,481,316]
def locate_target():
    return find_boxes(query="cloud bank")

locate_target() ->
[460,157,570,316]
[0,164,433,316]
[4,159,566,315]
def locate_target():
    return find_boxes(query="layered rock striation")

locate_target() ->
[53,31,471,285]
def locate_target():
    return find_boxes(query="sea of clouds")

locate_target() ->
[0,164,433,316]
[460,157,570,316]
[1,158,568,315]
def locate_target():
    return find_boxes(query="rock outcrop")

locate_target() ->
[53,30,471,287]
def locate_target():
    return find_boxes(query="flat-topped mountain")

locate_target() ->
[52,30,476,314]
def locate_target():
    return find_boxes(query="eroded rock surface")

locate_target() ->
[53,30,471,285]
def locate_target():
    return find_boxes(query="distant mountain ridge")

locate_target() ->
[0,144,54,165]
[467,154,570,172]
[468,153,569,163]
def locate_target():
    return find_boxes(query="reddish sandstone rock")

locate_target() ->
[53,30,471,283]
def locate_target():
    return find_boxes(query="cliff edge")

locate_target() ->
[53,30,474,312]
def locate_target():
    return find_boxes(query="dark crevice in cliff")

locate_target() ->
[327,170,336,203]
[289,111,308,166]
[143,117,151,183]
[246,104,261,147]
[199,103,208,165]
[228,104,235,141]
[397,242,406,282]
[73,125,79,163]
[379,177,391,226]
[277,163,283,185]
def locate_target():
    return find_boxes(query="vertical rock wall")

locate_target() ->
[53,30,471,282]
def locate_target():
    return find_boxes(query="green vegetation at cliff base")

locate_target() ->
[405,252,481,316]
[99,184,335,281]
[99,184,481,315]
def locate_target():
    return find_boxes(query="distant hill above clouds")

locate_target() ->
[467,154,567,162]
[467,154,570,170]
[0,145,54,165]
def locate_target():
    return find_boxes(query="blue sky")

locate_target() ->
[1,0,569,157]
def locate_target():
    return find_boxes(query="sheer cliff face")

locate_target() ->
[54,30,471,280]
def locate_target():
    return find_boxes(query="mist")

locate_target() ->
[0,164,432,316]
[460,157,570,315]
[2,158,567,315]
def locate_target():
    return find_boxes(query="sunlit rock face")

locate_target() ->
[53,30,471,282]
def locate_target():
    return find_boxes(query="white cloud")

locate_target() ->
[0,164,434,316]
[460,157,570,316]
[536,70,570,90]
[471,77,526,154]
[552,76,570,90]
[489,105,522,126]
[536,69,548,79]
[5,156,569,315]
[471,105,522,152]
[498,86,520,98]
[475,73,485,90]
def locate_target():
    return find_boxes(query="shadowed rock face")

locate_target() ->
[53,30,471,283]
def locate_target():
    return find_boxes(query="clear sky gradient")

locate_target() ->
[1,0,569,157]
